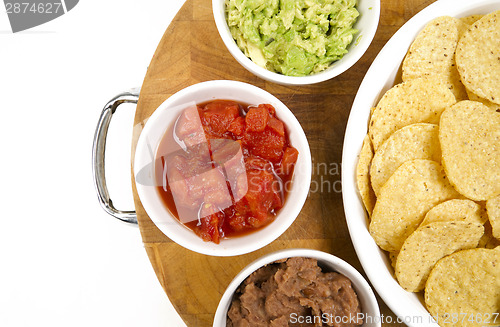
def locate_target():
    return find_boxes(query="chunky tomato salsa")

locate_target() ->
[155,100,298,243]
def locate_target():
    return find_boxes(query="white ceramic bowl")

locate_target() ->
[212,0,380,85]
[134,80,311,256]
[342,1,500,326]
[213,248,381,327]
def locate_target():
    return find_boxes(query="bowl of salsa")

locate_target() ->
[134,80,311,256]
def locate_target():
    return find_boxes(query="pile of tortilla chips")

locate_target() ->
[356,11,500,327]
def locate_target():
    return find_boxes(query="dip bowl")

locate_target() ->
[133,80,311,257]
[212,0,380,85]
[341,1,500,326]
[213,248,381,326]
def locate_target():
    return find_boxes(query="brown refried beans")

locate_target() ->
[226,257,363,327]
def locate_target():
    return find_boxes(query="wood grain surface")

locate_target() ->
[131,0,435,325]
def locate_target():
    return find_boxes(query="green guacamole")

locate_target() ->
[226,0,359,77]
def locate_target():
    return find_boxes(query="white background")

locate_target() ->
[0,0,188,326]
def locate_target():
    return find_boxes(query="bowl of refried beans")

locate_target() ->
[213,248,380,327]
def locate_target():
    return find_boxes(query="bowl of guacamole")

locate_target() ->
[213,0,380,85]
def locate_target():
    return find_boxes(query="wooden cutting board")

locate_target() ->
[131,0,435,325]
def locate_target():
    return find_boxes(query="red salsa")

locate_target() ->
[155,100,298,243]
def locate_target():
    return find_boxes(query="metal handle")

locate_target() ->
[92,88,140,224]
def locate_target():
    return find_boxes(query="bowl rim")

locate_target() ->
[213,248,381,327]
[133,80,312,256]
[212,0,381,85]
[341,0,500,326]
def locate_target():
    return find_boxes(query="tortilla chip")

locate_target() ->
[370,159,460,252]
[459,14,484,28]
[478,220,500,249]
[356,135,377,217]
[402,16,467,100]
[389,252,398,270]
[420,199,487,226]
[425,247,500,327]
[466,88,500,110]
[456,11,500,105]
[486,195,500,240]
[396,221,484,292]
[370,123,440,197]
[368,77,456,151]
[439,100,500,201]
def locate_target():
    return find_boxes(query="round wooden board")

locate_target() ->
[131,0,435,325]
